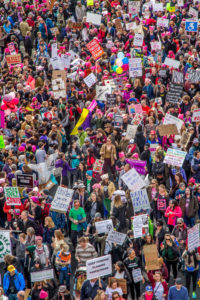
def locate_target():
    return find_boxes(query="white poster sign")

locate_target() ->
[28,162,51,184]
[130,189,150,212]
[151,41,161,52]
[31,269,54,282]
[95,219,113,234]
[0,231,11,262]
[61,54,71,69]
[132,214,149,238]
[126,124,138,140]
[47,153,58,172]
[51,187,74,212]
[86,255,112,280]
[106,231,127,246]
[129,58,142,78]
[51,43,57,58]
[96,85,112,101]
[163,113,183,133]
[189,7,198,19]
[164,148,186,167]
[132,268,143,283]
[192,109,200,122]
[126,22,137,31]
[177,0,184,6]
[134,34,144,47]
[86,12,102,26]
[157,17,169,28]
[121,168,146,191]
[153,3,163,11]
[164,57,180,69]
[188,224,200,251]
[84,73,97,88]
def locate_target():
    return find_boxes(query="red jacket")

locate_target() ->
[3,202,22,222]
[164,206,182,226]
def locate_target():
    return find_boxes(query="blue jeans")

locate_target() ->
[8,295,17,300]
[59,267,70,289]
[184,216,195,228]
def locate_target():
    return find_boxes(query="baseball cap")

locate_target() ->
[145,285,153,292]
[175,278,183,284]
[7,265,16,272]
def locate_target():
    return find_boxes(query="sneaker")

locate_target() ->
[192,292,197,299]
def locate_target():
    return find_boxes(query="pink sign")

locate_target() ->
[88,99,97,112]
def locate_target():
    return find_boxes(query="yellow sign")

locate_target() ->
[70,108,89,135]
[87,0,94,6]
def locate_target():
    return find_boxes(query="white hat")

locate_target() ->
[101,174,108,180]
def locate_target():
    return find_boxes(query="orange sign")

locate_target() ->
[6,54,21,65]
[86,39,104,60]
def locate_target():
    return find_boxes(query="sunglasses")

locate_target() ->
[113,297,119,299]
[165,239,171,241]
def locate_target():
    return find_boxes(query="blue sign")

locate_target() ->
[185,21,198,32]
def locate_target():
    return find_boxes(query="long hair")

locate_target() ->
[45,216,55,228]
[113,195,123,208]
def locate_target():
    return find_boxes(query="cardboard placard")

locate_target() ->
[143,244,159,271]
[50,27,60,35]
[84,73,97,88]
[187,69,200,84]
[115,19,123,32]
[106,231,127,246]
[132,268,143,283]
[129,58,142,78]
[86,255,112,280]
[114,114,123,128]
[192,109,200,122]
[164,57,180,69]
[172,70,184,84]
[106,94,117,108]
[50,186,73,212]
[52,70,66,99]
[0,230,11,262]
[121,168,146,191]
[86,12,102,26]
[130,189,150,213]
[133,34,144,47]
[4,187,21,206]
[166,83,183,104]
[95,219,113,234]
[132,214,149,238]
[163,114,183,133]
[126,124,138,140]
[180,132,191,148]
[93,159,104,173]
[31,269,54,282]
[6,54,21,65]
[188,224,200,251]
[158,124,178,136]
[68,20,83,30]
[164,148,186,167]
[96,85,111,101]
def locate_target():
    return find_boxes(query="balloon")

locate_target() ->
[113,65,118,72]
[116,67,123,74]
[122,57,129,65]
[117,52,125,59]
[115,58,123,67]
[110,60,115,65]
[122,64,129,71]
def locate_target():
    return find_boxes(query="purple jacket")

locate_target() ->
[55,159,76,177]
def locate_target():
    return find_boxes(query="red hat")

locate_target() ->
[150,130,156,135]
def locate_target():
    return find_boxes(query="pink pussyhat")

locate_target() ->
[119,152,125,158]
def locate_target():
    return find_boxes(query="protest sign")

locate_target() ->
[157,198,167,211]
[133,34,144,47]
[129,58,142,77]
[157,17,169,28]
[114,115,123,128]
[51,42,57,58]
[0,136,5,149]
[108,278,127,294]
[128,0,140,14]
[150,41,161,52]
[126,22,136,31]
[106,231,127,246]
[52,70,66,99]
[46,153,58,173]
[106,94,116,108]
[86,255,112,280]
[192,109,200,122]
[166,83,183,104]
[132,268,143,283]
[164,57,180,69]
[84,73,97,88]
[8,42,16,55]
[68,20,83,30]
[87,0,94,6]
[121,168,146,191]
[96,85,111,101]
[95,219,113,234]
[6,54,21,65]
[61,54,71,69]
[126,159,147,175]
[4,187,21,206]
[128,103,143,115]
[130,189,150,212]
[31,269,54,282]
[188,224,200,251]
[158,124,178,136]
[16,174,33,188]
[126,125,138,140]
[153,3,163,11]
[187,69,200,83]
[86,12,102,26]
[93,159,104,173]
[143,244,159,271]
[132,214,149,238]
[0,230,11,262]
[51,187,74,212]
[158,69,167,78]
[180,132,191,148]
[172,71,184,84]
[163,114,183,133]
[104,78,123,89]
[185,20,198,32]
[86,39,104,60]
[115,19,123,32]
[164,148,186,167]
[50,27,59,35]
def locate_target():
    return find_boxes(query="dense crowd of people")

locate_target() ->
[1,0,200,299]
